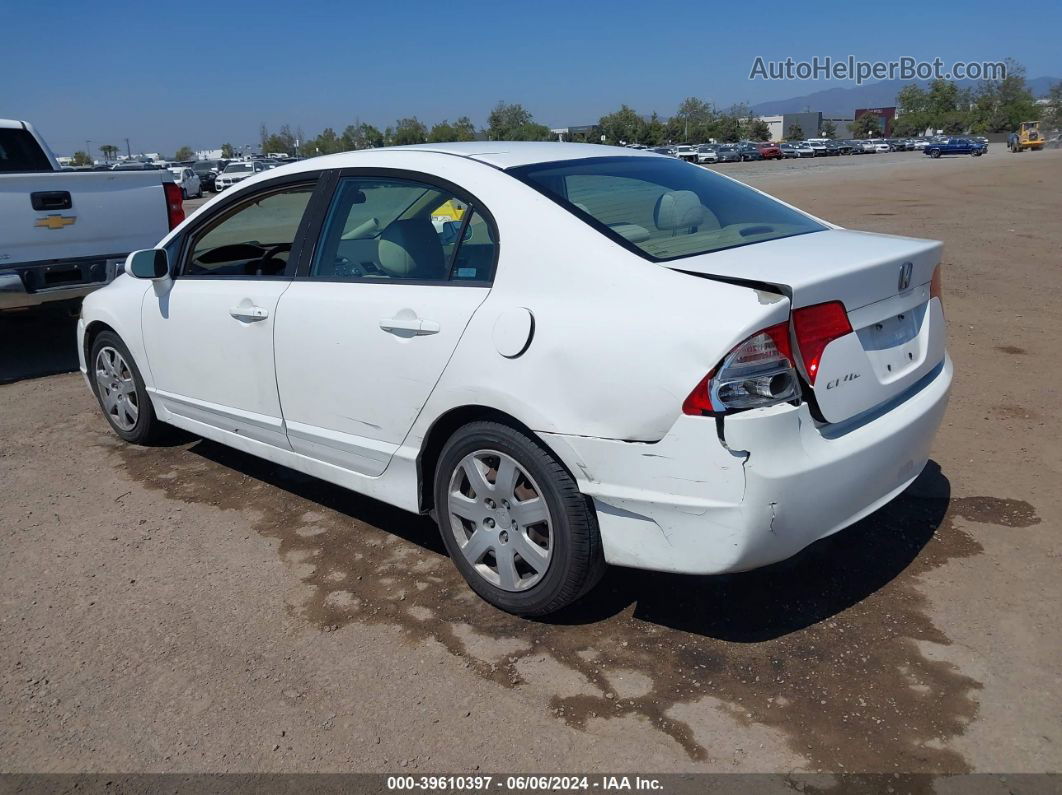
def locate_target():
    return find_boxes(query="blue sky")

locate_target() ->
[3,0,1058,155]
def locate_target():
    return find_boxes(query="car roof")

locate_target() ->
[279,141,660,173]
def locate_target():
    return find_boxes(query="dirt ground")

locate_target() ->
[1,149,1059,777]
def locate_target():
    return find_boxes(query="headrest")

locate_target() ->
[378,219,446,279]
[654,190,707,231]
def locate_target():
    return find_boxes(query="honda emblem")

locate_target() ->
[898,261,913,291]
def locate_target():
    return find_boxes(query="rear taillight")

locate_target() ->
[163,182,185,230]
[792,301,852,385]
[930,265,943,311]
[682,322,801,415]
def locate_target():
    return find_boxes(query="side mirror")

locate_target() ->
[127,249,169,280]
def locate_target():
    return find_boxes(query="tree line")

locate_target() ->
[259,102,554,158]
[891,61,1049,137]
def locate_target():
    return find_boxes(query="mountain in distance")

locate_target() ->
[750,76,1059,116]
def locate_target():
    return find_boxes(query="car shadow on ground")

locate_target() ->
[0,307,81,384]
[182,434,950,643]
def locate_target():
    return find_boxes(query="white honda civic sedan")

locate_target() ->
[78,142,951,616]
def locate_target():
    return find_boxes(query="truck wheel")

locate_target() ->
[930,149,941,158]
[89,331,163,445]
[434,421,605,616]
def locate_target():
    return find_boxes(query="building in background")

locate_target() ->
[550,125,600,142]
[854,107,897,137]
[756,111,853,141]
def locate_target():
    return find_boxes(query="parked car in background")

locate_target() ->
[0,118,183,312]
[695,144,719,163]
[714,145,742,163]
[737,143,764,161]
[807,140,829,156]
[192,160,227,192]
[839,139,863,155]
[214,160,271,190]
[650,146,676,157]
[79,141,951,616]
[788,141,815,157]
[111,161,162,171]
[168,166,202,199]
[924,137,986,158]
[756,142,783,160]
[675,145,698,162]
[911,139,929,150]
[778,143,800,158]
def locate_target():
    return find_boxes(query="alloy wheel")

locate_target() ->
[95,346,139,431]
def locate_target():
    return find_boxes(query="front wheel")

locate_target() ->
[434,421,605,616]
[89,331,163,444]
[930,149,941,158]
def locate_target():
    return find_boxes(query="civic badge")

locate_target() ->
[898,261,913,291]
[35,214,77,230]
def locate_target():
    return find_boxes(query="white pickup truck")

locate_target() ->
[0,119,184,311]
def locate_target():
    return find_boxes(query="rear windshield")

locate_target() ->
[509,156,825,261]
[0,128,53,172]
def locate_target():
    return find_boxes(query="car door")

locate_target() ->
[273,172,498,476]
[141,175,321,448]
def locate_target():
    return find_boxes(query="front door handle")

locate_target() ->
[229,305,269,321]
[379,317,440,335]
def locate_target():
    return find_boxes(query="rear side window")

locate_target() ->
[0,128,52,172]
[309,177,496,284]
[510,156,825,262]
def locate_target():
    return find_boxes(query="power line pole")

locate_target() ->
[125,138,131,158]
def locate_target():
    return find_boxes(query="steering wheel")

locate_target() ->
[253,243,292,275]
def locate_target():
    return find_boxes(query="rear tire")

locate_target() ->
[433,421,605,616]
[89,331,163,445]
[930,149,941,158]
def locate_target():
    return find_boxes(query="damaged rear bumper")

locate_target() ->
[540,355,952,575]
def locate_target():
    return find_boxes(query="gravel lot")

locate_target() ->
[1,148,1059,776]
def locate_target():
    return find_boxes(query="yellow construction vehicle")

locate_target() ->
[1009,121,1045,152]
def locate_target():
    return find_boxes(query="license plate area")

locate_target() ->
[856,303,926,383]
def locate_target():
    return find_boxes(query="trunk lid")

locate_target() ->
[672,228,947,423]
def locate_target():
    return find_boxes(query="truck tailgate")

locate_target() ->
[0,171,171,265]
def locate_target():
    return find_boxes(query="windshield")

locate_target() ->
[509,156,826,262]
[225,163,253,173]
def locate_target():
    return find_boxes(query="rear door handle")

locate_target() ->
[229,305,269,321]
[379,317,440,335]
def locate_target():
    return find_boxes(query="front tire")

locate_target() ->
[930,149,941,158]
[89,331,162,444]
[434,421,605,616]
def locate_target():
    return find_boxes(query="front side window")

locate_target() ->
[183,185,314,277]
[509,156,825,262]
[309,177,496,283]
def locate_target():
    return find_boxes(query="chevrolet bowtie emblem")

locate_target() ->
[35,214,77,230]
